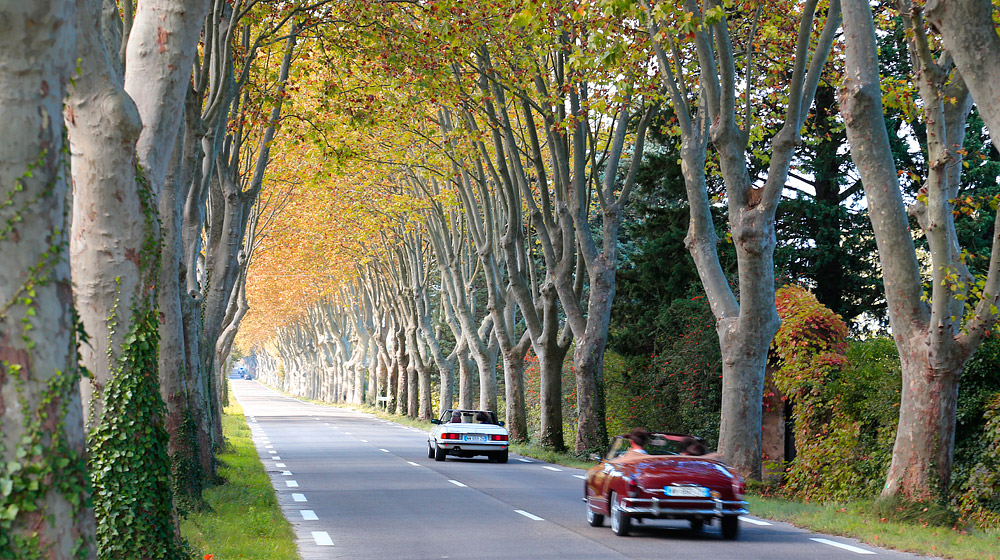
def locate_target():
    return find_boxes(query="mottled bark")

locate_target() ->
[0,1,97,556]
[645,0,840,477]
[66,0,143,428]
[840,0,1000,500]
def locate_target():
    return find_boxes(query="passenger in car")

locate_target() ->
[625,428,650,455]
[476,411,491,424]
[450,411,462,423]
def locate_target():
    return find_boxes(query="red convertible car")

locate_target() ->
[584,433,747,539]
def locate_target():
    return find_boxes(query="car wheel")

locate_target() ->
[721,515,739,540]
[610,491,631,536]
[495,450,508,463]
[586,501,604,527]
[434,443,447,462]
[427,441,435,459]
[689,518,704,532]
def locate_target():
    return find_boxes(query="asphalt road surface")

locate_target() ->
[231,380,940,560]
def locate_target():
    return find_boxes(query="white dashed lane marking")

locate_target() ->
[286,480,298,488]
[741,516,772,526]
[543,466,562,471]
[379,448,390,453]
[517,458,532,463]
[292,493,307,502]
[448,480,467,488]
[312,531,334,546]
[573,475,586,480]
[275,463,285,468]
[281,471,292,476]
[301,510,318,521]
[407,461,419,466]
[810,538,876,555]
[514,510,544,521]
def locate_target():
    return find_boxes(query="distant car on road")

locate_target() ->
[427,409,509,463]
[584,433,747,539]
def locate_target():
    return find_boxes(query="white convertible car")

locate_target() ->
[427,409,509,463]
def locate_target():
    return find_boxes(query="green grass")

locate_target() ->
[180,399,299,560]
[747,495,1000,560]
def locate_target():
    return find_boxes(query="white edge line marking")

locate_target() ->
[809,538,876,555]
[448,480,467,487]
[292,493,307,502]
[543,466,562,471]
[573,475,586,479]
[517,458,532,462]
[285,480,298,487]
[301,510,318,521]
[514,510,544,521]
[312,531,334,546]
[741,516,772,526]
[407,461,419,466]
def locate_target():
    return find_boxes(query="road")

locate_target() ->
[231,380,937,560]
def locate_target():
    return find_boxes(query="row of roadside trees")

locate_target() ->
[0,0,334,557]
[241,0,1000,512]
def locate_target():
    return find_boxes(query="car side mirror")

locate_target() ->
[431,419,441,425]
[497,421,504,427]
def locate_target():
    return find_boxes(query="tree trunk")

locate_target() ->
[66,0,143,428]
[501,339,530,441]
[457,342,475,409]
[0,3,97,556]
[883,343,961,498]
[926,0,1000,156]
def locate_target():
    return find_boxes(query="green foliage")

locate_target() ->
[955,391,1000,529]
[0,366,92,559]
[89,307,188,559]
[1,146,92,559]
[181,402,297,560]
[771,286,859,501]
[606,296,723,447]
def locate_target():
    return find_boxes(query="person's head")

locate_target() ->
[627,428,649,447]
[680,436,706,456]
[476,411,489,423]
[451,411,461,422]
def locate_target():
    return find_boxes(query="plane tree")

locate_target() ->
[839,0,1000,501]
[639,0,841,477]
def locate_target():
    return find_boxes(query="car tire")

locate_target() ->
[434,443,446,462]
[610,492,631,536]
[721,515,739,540]
[690,518,704,532]
[427,441,435,459]
[586,501,604,527]
[495,450,508,463]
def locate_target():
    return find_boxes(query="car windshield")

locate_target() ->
[439,409,497,424]
[604,434,696,459]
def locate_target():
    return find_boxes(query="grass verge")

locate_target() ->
[747,495,1000,560]
[180,398,299,560]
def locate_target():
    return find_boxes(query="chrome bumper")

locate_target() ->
[619,496,748,518]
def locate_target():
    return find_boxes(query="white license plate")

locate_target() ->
[665,486,709,497]
[463,435,487,442]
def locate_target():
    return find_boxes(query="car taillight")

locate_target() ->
[733,479,745,500]
[441,433,459,440]
[491,434,508,442]
[626,478,639,498]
